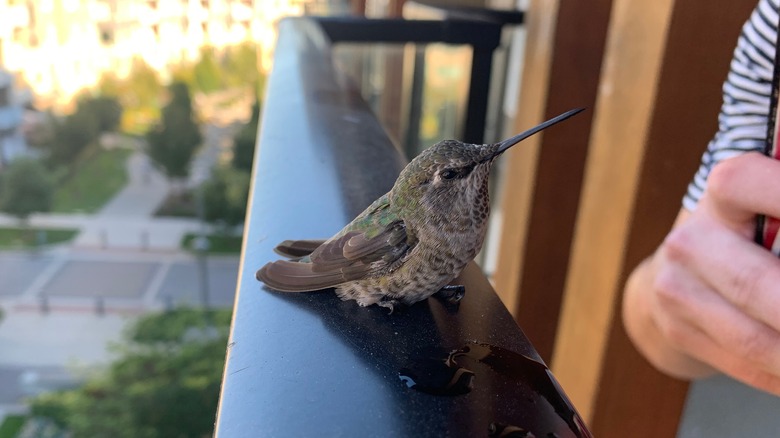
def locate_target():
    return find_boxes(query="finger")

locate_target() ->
[653,260,780,377]
[661,319,780,396]
[623,256,716,379]
[702,152,780,232]
[665,217,780,334]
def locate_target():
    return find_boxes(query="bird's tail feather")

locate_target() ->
[273,239,327,258]
[256,260,343,292]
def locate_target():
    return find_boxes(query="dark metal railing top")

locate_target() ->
[314,17,503,48]
[215,17,589,438]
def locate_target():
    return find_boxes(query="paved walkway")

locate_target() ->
[96,151,169,218]
[0,125,239,252]
[0,212,206,251]
[0,141,227,251]
[0,249,239,358]
[74,149,195,250]
[0,311,129,368]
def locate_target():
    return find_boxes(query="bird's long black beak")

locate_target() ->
[480,107,585,163]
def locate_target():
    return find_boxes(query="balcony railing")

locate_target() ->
[215,16,591,437]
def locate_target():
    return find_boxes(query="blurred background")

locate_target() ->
[0,1,341,437]
[1,0,777,437]
[0,0,524,436]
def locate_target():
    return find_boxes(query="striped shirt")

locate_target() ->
[683,0,780,211]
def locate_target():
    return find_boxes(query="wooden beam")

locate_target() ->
[493,0,612,362]
[350,0,366,16]
[493,0,559,318]
[551,0,756,435]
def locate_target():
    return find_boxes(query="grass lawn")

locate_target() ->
[181,233,243,254]
[0,227,79,249]
[0,415,26,438]
[52,147,133,213]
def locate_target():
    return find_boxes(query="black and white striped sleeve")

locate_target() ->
[683,0,779,211]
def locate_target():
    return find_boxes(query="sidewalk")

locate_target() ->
[97,151,169,218]
[0,150,207,251]
[74,150,187,250]
[0,312,129,367]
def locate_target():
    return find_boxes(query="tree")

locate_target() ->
[193,47,222,93]
[48,109,99,166]
[39,95,121,168]
[99,59,163,133]
[77,95,123,133]
[232,100,261,172]
[200,166,250,227]
[146,82,202,183]
[119,58,164,110]
[30,309,231,438]
[170,43,266,97]
[25,111,57,150]
[223,43,260,88]
[169,61,197,93]
[0,158,54,221]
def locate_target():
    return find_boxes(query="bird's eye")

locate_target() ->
[440,169,458,180]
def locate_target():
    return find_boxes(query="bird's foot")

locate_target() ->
[377,298,402,315]
[435,285,465,304]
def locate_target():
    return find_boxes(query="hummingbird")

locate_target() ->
[257,108,583,312]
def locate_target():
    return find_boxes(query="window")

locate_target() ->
[99,25,114,45]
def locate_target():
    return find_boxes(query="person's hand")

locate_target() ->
[624,152,780,395]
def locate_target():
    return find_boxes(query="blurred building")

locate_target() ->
[0,68,28,167]
[0,0,344,108]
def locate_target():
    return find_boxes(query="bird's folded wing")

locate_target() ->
[273,239,327,258]
[256,221,412,292]
[310,221,409,270]
[256,261,347,291]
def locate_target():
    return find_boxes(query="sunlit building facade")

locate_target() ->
[0,0,327,108]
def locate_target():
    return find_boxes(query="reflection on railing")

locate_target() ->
[215,16,590,438]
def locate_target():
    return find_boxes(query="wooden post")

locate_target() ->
[493,0,613,362]
[379,0,405,144]
[550,0,756,435]
[351,0,366,16]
